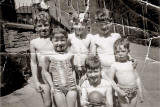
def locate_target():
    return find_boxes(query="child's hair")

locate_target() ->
[85,55,101,69]
[114,38,130,54]
[50,28,68,40]
[33,11,51,27]
[95,9,112,23]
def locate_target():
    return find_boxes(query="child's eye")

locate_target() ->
[116,51,120,53]
[94,70,99,72]
[45,24,49,26]
[60,39,65,42]
[37,25,42,27]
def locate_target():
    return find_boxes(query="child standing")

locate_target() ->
[92,10,137,80]
[68,22,93,84]
[110,38,144,107]
[92,17,121,80]
[42,29,77,107]
[30,9,55,107]
[81,55,113,107]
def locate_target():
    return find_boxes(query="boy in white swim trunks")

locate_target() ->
[110,38,144,107]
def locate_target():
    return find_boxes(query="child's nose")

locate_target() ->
[119,52,123,56]
[91,73,96,77]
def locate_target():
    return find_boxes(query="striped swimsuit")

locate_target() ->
[49,57,76,95]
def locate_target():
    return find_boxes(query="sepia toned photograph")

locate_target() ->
[0,0,160,107]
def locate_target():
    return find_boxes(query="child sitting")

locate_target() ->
[81,55,113,107]
[110,38,144,107]
[42,29,77,107]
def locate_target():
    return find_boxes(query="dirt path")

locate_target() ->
[1,43,160,107]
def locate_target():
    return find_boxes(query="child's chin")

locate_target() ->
[118,58,128,62]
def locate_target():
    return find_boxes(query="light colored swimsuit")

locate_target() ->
[49,57,76,95]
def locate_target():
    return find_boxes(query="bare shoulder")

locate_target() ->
[30,38,40,45]
[111,62,117,69]
[101,79,112,87]
[68,33,75,39]
[111,33,121,38]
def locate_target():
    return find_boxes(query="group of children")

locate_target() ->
[30,2,144,107]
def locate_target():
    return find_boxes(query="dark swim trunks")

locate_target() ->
[118,85,138,104]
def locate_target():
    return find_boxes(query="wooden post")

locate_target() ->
[121,16,125,36]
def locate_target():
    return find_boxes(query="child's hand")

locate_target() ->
[50,87,55,94]
[131,59,137,69]
[76,85,81,92]
[35,82,44,93]
[139,95,144,103]
[119,89,127,96]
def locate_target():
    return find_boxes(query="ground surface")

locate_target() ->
[1,43,160,107]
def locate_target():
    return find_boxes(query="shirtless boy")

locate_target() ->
[81,55,113,107]
[30,10,54,107]
[110,38,144,107]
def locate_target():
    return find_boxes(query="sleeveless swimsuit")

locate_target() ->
[49,57,76,95]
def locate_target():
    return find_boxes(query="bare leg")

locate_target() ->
[66,90,77,107]
[41,84,54,107]
[120,103,128,107]
[54,91,67,107]
[130,95,138,107]
[119,95,138,107]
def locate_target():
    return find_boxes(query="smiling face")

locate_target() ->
[35,20,50,37]
[51,31,68,52]
[87,68,101,86]
[34,11,51,37]
[85,55,101,86]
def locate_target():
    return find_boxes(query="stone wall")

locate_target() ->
[3,28,37,53]
[1,25,35,96]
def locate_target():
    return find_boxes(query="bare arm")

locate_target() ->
[135,70,144,102]
[42,56,54,88]
[81,82,89,107]
[128,54,137,69]
[109,65,126,96]
[30,42,39,85]
[105,84,113,107]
